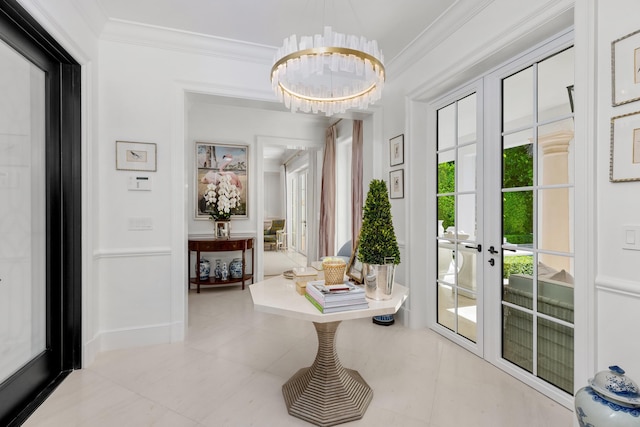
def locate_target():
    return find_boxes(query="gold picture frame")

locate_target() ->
[610,110,640,182]
[612,29,640,106]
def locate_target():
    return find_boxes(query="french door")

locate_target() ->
[288,168,308,255]
[0,1,81,425]
[433,32,575,403]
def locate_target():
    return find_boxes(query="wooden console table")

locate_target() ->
[188,237,254,293]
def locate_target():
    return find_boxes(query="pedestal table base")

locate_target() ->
[282,321,373,427]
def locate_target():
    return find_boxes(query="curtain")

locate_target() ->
[319,125,336,258]
[351,120,363,250]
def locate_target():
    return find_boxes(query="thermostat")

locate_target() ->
[128,175,151,191]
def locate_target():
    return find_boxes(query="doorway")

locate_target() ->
[432,33,575,404]
[0,2,82,425]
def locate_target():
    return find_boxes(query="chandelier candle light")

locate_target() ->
[271,26,385,116]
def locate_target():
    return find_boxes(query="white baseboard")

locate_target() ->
[97,323,178,353]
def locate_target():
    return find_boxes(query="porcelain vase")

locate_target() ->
[575,366,640,426]
[229,258,243,279]
[199,258,210,281]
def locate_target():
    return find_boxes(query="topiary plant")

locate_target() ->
[357,179,401,265]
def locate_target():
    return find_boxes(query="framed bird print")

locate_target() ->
[195,142,248,219]
[116,141,157,171]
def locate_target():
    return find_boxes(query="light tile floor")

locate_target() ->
[24,286,573,426]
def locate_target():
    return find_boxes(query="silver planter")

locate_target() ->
[363,263,396,300]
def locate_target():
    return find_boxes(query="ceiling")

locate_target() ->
[94,0,457,64]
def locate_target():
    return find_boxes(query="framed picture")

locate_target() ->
[115,141,157,171]
[389,134,404,166]
[389,169,404,199]
[610,111,640,182]
[612,29,640,106]
[346,240,363,283]
[195,142,248,219]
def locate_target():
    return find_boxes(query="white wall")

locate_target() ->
[594,0,640,384]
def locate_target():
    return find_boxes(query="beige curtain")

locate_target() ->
[319,125,336,258]
[352,120,363,250]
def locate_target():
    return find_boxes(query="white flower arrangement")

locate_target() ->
[204,174,240,220]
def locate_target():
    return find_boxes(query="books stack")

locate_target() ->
[305,280,368,313]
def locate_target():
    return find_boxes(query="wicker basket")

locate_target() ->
[322,258,346,285]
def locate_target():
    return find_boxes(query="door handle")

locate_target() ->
[488,246,499,254]
[488,258,495,266]
[464,244,482,252]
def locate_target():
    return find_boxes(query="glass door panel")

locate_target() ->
[0,39,46,384]
[500,46,574,394]
[436,92,480,346]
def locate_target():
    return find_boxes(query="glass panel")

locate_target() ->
[437,195,455,234]
[537,188,574,253]
[537,253,574,323]
[503,130,533,188]
[437,283,455,332]
[458,143,477,192]
[537,48,575,123]
[456,194,476,242]
[437,157,455,194]
[537,317,574,393]
[503,66,533,133]
[457,243,477,293]
[537,119,575,186]
[503,190,533,248]
[458,93,476,144]
[503,252,533,310]
[437,240,455,283]
[502,306,533,373]
[437,103,456,150]
[457,292,477,343]
[0,40,46,382]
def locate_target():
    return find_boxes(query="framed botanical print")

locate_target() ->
[389,134,404,166]
[389,169,404,199]
[612,29,640,106]
[195,142,248,218]
[610,110,640,182]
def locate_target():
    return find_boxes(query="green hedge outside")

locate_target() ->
[503,255,533,279]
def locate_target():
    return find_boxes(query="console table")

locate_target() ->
[188,237,254,293]
[250,276,409,426]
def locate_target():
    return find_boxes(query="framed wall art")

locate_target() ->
[612,29,640,106]
[346,240,363,283]
[195,142,248,218]
[115,141,157,171]
[610,110,640,182]
[389,134,404,166]
[389,169,404,199]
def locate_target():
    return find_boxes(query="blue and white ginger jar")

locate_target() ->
[229,258,243,279]
[199,258,210,281]
[575,365,640,426]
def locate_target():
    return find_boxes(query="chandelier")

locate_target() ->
[271,26,385,116]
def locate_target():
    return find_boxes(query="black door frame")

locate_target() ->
[0,1,81,425]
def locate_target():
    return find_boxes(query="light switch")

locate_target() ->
[128,217,153,230]
[626,230,636,245]
[623,226,640,251]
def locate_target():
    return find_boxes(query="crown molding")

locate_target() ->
[387,0,494,74]
[101,18,275,65]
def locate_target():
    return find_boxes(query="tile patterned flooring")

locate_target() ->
[24,286,573,426]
